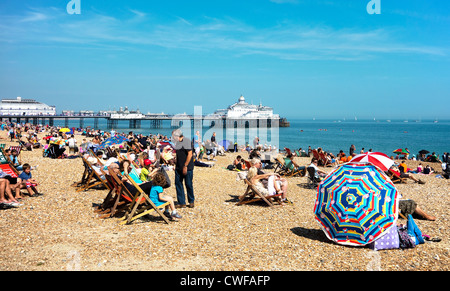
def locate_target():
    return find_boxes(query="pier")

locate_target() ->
[0,113,289,129]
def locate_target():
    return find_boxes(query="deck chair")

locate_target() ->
[283,157,306,177]
[0,144,5,150]
[118,173,170,225]
[318,152,331,167]
[75,155,110,192]
[0,149,19,176]
[284,147,294,157]
[236,178,283,207]
[94,169,131,219]
[307,166,321,188]
[387,169,407,184]
[273,156,289,175]
[312,149,321,163]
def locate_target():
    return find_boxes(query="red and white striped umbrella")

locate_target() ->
[349,152,394,171]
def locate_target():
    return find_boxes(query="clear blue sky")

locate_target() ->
[0,0,449,120]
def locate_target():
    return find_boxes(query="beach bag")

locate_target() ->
[369,225,400,251]
[397,225,416,249]
[407,214,425,245]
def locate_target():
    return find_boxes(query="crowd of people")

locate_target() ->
[0,122,44,208]
[1,121,445,227]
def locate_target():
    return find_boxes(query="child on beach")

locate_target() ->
[18,163,43,197]
[149,172,182,220]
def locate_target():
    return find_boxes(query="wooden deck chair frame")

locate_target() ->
[307,166,321,189]
[118,173,170,225]
[318,152,331,167]
[312,149,322,164]
[94,169,130,219]
[273,156,288,175]
[0,149,20,177]
[387,169,407,184]
[236,178,283,207]
[76,155,110,192]
[282,157,306,177]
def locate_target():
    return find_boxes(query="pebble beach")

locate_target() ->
[0,131,448,271]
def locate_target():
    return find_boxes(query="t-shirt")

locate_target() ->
[139,167,150,182]
[174,137,194,171]
[19,171,32,181]
[149,185,165,207]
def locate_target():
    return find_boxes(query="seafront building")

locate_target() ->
[0,96,56,116]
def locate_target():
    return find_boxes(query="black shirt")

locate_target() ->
[174,137,194,171]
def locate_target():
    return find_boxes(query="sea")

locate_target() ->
[52,118,450,158]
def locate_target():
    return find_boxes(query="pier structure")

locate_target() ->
[1,113,286,130]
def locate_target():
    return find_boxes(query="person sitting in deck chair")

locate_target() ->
[308,157,327,182]
[149,172,182,221]
[248,158,290,203]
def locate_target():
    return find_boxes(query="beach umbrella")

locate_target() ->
[393,148,409,155]
[98,135,128,149]
[314,163,399,247]
[349,152,394,172]
[59,128,71,133]
[218,140,233,151]
[418,150,429,155]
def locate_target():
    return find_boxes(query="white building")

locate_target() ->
[109,106,145,119]
[0,97,56,116]
[214,95,279,119]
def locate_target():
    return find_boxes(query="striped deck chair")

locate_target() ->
[94,170,129,219]
[75,155,110,192]
[118,174,170,225]
[236,178,283,207]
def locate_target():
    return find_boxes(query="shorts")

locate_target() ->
[399,200,417,216]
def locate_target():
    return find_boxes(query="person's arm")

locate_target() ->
[183,150,193,175]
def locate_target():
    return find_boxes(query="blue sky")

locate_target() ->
[0,0,449,120]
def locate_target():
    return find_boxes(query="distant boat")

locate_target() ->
[387,120,391,123]
[434,119,439,123]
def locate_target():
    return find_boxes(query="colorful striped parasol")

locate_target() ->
[314,163,399,246]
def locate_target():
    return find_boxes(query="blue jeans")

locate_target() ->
[175,169,194,205]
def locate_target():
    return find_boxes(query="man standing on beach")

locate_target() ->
[172,129,195,208]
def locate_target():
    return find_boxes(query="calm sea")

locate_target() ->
[53,118,450,157]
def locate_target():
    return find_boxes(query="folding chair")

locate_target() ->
[94,169,130,219]
[236,178,283,207]
[75,156,110,192]
[273,156,288,175]
[319,152,331,167]
[118,173,170,225]
[387,169,407,184]
[307,166,321,189]
[283,157,306,177]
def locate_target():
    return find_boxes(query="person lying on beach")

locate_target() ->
[399,199,436,221]
[398,161,425,184]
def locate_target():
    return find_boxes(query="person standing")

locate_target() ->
[172,129,195,208]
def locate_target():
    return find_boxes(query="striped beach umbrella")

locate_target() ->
[98,135,128,149]
[393,148,409,155]
[349,152,394,171]
[314,163,399,246]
